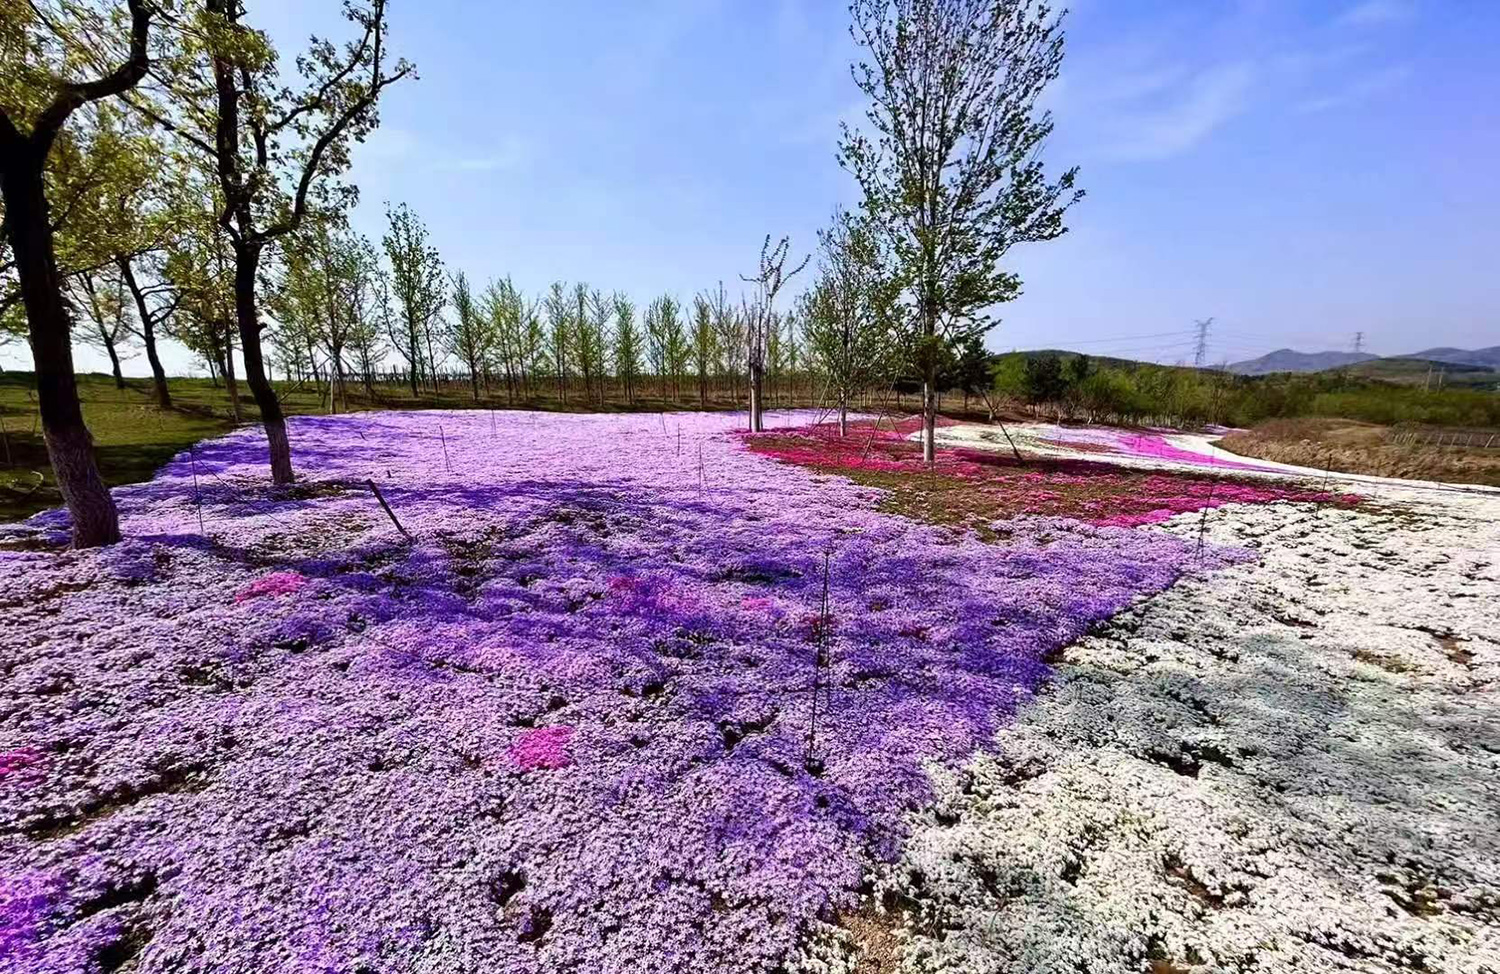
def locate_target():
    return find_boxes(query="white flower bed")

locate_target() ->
[804,482,1500,973]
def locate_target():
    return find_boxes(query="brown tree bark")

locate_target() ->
[233,240,294,483]
[102,331,125,389]
[1,160,121,546]
[118,257,171,408]
[222,320,243,422]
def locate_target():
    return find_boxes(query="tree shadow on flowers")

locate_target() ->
[1,412,1253,974]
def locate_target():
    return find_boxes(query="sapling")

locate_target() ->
[805,546,834,776]
[1196,476,1220,564]
[190,445,206,536]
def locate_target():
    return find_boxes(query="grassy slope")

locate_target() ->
[1218,417,1500,487]
[1337,357,1498,389]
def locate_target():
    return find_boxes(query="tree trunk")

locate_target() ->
[839,400,848,437]
[233,241,293,483]
[922,371,937,466]
[2,157,120,547]
[223,320,243,422]
[407,326,420,396]
[102,330,125,389]
[118,258,171,409]
[749,365,765,433]
[424,326,439,395]
[332,348,348,413]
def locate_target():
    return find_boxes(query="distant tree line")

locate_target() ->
[0,0,1077,549]
[979,352,1500,430]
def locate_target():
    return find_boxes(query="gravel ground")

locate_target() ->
[798,479,1500,973]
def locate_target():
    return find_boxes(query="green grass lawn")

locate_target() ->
[4,374,257,523]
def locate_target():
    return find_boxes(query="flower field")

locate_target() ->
[749,417,1355,529]
[0,411,1383,973]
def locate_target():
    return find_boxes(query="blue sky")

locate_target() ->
[27,0,1500,374]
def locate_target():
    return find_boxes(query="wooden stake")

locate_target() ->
[366,479,413,539]
[189,445,206,536]
[438,425,451,472]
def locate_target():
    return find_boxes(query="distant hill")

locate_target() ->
[1402,346,1500,369]
[1227,349,1377,375]
[1341,357,1498,388]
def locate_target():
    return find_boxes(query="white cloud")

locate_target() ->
[1336,0,1414,28]
[1295,63,1412,113]
[437,136,534,174]
[1103,61,1256,161]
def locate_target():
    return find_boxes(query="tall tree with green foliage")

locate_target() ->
[521,296,547,397]
[572,283,605,405]
[690,293,718,407]
[483,276,524,402]
[49,105,180,408]
[707,282,742,405]
[613,292,642,404]
[383,202,445,397]
[840,0,1082,464]
[274,217,378,412]
[586,288,614,404]
[446,270,490,401]
[804,208,896,434]
[135,0,412,483]
[0,0,158,546]
[348,261,389,397]
[545,281,572,402]
[71,266,134,389]
[165,185,244,420]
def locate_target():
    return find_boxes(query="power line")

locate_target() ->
[1044,329,1197,346]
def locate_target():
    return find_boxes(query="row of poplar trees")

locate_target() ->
[0,0,1079,548]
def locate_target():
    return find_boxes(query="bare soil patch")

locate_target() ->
[1219,418,1500,486]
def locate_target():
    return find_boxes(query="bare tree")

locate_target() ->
[741,235,809,432]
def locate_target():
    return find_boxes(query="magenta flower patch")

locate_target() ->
[0,410,1256,974]
[511,726,575,771]
[0,747,42,781]
[233,570,307,602]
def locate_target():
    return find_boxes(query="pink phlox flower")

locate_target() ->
[0,746,43,781]
[235,571,308,602]
[511,726,574,771]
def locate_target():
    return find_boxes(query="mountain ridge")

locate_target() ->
[1228,345,1500,375]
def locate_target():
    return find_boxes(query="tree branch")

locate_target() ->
[31,0,154,149]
